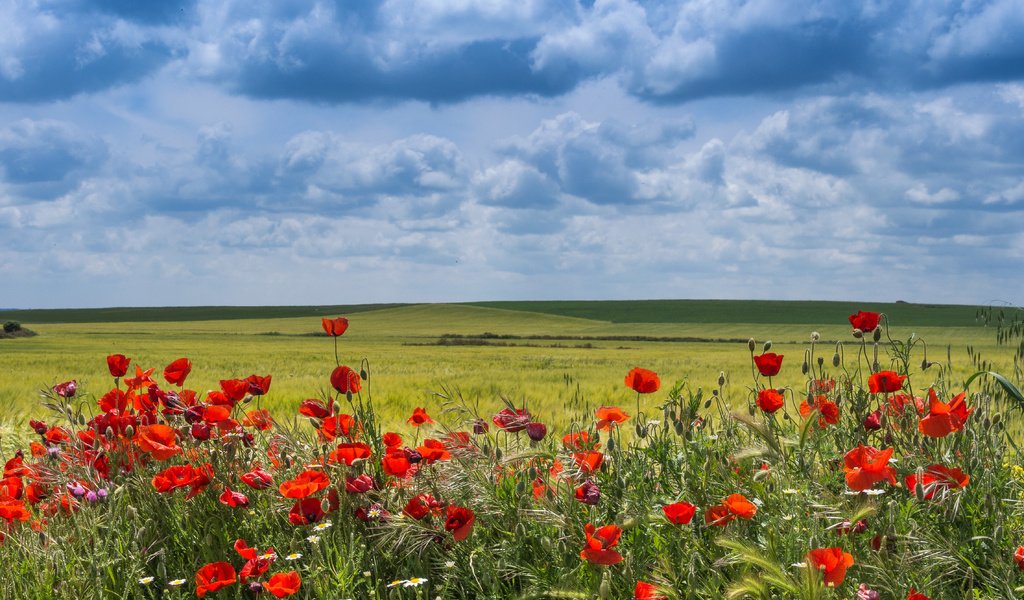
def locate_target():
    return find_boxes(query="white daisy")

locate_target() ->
[286,552,302,561]
[138,577,154,585]
[168,579,186,586]
[403,577,428,587]
[306,535,321,544]
[313,520,333,531]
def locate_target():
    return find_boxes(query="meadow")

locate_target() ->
[0,301,1021,599]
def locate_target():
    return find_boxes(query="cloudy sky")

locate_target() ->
[2,0,1023,308]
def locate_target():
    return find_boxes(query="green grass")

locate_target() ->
[0,303,405,324]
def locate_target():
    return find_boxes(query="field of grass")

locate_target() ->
[0,301,1010,455]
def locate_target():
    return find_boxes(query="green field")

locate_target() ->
[0,300,1010,453]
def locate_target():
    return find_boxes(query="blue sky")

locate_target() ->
[1,0,1023,308]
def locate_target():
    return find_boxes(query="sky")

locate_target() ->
[1,0,1023,309]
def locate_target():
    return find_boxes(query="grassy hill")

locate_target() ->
[0,303,405,324]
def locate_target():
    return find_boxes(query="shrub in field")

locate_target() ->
[0,311,1023,598]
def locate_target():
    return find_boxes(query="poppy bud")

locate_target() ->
[526,422,547,442]
[763,341,772,352]
[704,398,712,409]
[857,583,880,600]
[753,468,771,482]
[472,419,488,435]
[403,448,422,464]
[748,338,756,352]
[606,437,615,452]
[635,422,645,438]
[914,470,925,501]
[852,328,863,338]
[801,360,809,375]
[673,420,684,436]
[718,372,726,387]
[817,357,824,367]
[832,353,841,367]
[104,426,115,441]
[921,359,930,370]
[248,582,264,594]
[872,327,881,342]
[872,361,879,372]
[598,571,611,600]
[124,425,134,438]
[360,369,368,381]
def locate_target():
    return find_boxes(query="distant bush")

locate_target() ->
[3,321,21,333]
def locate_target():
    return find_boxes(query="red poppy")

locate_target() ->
[330,365,362,395]
[492,407,531,432]
[345,474,374,494]
[242,409,274,431]
[264,571,302,598]
[403,494,442,520]
[241,468,273,490]
[753,353,784,377]
[185,463,214,500]
[382,432,403,448]
[0,476,23,500]
[806,547,854,587]
[662,501,696,525]
[219,486,249,508]
[445,505,475,541]
[562,431,598,450]
[905,464,969,499]
[106,354,130,378]
[799,396,840,429]
[625,367,660,393]
[382,450,413,478]
[288,497,326,525]
[811,379,836,394]
[1015,546,1024,570]
[52,380,77,398]
[279,470,330,499]
[572,451,604,474]
[195,562,236,598]
[203,405,232,423]
[848,310,881,332]
[124,365,156,391]
[843,445,897,491]
[239,550,276,582]
[219,379,250,404]
[580,523,624,565]
[595,406,630,430]
[417,439,451,463]
[868,371,905,394]
[918,388,973,438]
[163,358,192,387]
[97,388,130,413]
[635,581,666,600]
[0,498,30,523]
[756,389,785,413]
[886,393,925,417]
[329,442,372,466]
[245,374,272,396]
[322,317,349,337]
[907,588,931,600]
[723,493,757,519]
[407,407,433,426]
[134,424,181,460]
[320,413,357,441]
[298,399,331,419]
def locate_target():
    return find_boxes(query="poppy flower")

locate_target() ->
[595,406,630,430]
[635,581,666,600]
[492,407,531,432]
[185,463,214,500]
[52,380,77,398]
[404,494,442,520]
[417,439,451,463]
[806,547,854,587]
[918,388,973,438]
[526,422,547,442]
[279,470,330,499]
[124,366,156,391]
[753,353,784,377]
[0,498,31,523]
[298,399,331,419]
[907,589,931,600]
[321,411,358,438]
[329,442,372,466]
[625,367,660,393]
[407,407,433,427]
[886,393,925,417]
[662,501,696,525]
[868,371,905,394]
[152,466,199,493]
[264,571,301,598]
[0,476,23,500]
[218,379,250,404]
[723,494,757,519]
[580,523,624,565]
[843,445,897,491]
[863,408,883,431]
[345,474,374,494]
[1015,546,1024,570]
[134,424,181,460]
[572,451,604,475]
[382,450,413,478]
[163,358,192,387]
[245,374,272,396]
[242,409,274,431]
[575,481,600,505]
[241,468,273,490]
[106,354,131,378]
[905,464,969,499]
[203,405,232,423]
[562,431,598,450]
[98,388,129,413]
[219,486,249,508]
[382,432,403,448]
[799,396,840,429]
[756,389,785,413]
[848,310,881,333]
[195,562,236,598]
[239,551,276,582]
[330,365,362,395]
[322,317,349,337]
[445,505,475,541]
[288,498,326,525]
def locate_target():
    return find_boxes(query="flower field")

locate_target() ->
[0,310,1023,599]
